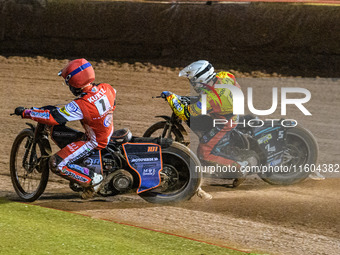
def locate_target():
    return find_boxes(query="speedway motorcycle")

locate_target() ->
[10,110,202,203]
[143,92,319,187]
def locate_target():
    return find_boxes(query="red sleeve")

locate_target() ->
[25,109,60,126]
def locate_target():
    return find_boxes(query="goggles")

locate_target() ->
[58,62,92,85]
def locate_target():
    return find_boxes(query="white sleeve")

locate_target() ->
[58,101,83,121]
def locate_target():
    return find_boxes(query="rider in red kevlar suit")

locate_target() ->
[15,59,116,199]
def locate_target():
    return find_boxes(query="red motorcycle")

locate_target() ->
[10,107,202,203]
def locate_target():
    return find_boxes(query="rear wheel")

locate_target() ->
[261,126,318,185]
[139,142,202,204]
[10,129,49,202]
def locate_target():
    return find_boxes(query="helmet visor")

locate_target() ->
[58,69,69,86]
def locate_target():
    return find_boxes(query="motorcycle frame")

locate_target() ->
[150,115,271,167]
[154,113,188,141]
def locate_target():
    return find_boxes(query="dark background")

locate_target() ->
[0,0,339,76]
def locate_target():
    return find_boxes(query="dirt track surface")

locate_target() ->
[1,56,339,255]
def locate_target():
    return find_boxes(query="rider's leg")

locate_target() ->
[198,116,241,167]
[49,140,103,190]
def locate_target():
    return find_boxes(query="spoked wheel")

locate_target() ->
[159,164,181,192]
[260,126,318,185]
[143,121,186,144]
[10,128,49,202]
[139,142,202,204]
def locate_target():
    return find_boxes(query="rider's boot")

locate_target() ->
[196,187,213,200]
[232,178,246,188]
[81,172,103,199]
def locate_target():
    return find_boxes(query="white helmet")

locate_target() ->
[179,60,215,85]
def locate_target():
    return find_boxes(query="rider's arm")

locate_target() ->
[162,92,212,120]
[187,100,203,117]
[162,92,190,121]
[188,94,219,117]
[23,101,83,125]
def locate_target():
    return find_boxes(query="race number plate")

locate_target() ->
[254,124,287,166]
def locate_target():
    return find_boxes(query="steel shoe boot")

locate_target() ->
[196,187,212,200]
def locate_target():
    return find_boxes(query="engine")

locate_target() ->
[98,152,134,196]
[101,152,122,172]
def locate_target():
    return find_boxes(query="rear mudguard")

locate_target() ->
[155,115,188,137]
[122,142,163,193]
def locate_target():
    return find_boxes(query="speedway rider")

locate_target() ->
[14,58,116,199]
[162,60,247,172]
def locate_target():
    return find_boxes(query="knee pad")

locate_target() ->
[49,155,60,174]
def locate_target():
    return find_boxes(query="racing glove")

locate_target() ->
[14,107,31,118]
[161,91,171,100]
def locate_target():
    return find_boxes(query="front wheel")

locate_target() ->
[139,142,202,204]
[260,126,318,185]
[10,128,49,202]
[143,121,185,143]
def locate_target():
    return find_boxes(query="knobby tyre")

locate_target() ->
[261,126,318,185]
[139,142,202,204]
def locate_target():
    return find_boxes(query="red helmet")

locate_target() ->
[58,58,95,88]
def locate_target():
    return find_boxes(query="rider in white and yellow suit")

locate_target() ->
[162,60,243,169]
